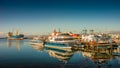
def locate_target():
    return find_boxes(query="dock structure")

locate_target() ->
[72,41,118,54]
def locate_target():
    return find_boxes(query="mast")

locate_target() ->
[58,28,61,32]
[83,28,87,35]
[16,30,19,36]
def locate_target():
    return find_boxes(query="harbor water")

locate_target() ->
[0,39,120,68]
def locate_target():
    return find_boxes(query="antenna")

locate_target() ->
[16,29,19,35]
[83,27,87,35]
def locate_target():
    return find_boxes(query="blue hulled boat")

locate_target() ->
[7,30,24,40]
[45,32,76,51]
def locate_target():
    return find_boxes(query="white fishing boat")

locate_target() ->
[30,37,44,45]
[45,30,76,50]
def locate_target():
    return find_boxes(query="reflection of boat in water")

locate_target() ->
[7,30,24,40]
[91,53,113,60]
[30,44,45,52]
[30,42,74,63]
[45,47,74,63]
[90,52,116,68]
[81,51,120,68]
[82,51,114,64]
[82,51,92,57]
[45,31,76,50]
[30,37,45,51]
[7,40,23,51]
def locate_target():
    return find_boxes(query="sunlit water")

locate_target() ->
[0,39,120,68]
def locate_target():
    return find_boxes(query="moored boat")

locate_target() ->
[45,29,76,50]
[30,36,44,45]
[7,30,24,40]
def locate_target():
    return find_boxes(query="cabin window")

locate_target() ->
[55,38,73,41]
[63,38,74,40]
[58,33,70,36]
[55,38,63,41]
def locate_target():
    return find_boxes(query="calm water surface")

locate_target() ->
[0,39,120,68]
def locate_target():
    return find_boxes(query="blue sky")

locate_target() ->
[0,0,120,35]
